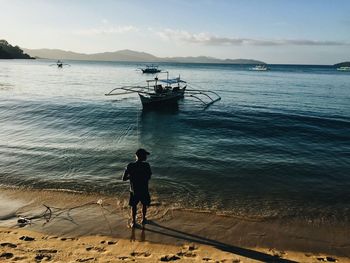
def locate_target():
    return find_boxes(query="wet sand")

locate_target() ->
[0,187,349,262]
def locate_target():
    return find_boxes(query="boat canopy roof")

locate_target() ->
[158,78,186,84]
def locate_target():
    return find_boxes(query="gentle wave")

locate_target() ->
[0,60,349,222]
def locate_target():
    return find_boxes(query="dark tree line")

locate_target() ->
[334,61,350,67]
[0,40,34,59]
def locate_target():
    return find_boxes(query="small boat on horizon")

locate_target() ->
[49,60,70,68]
[336,66,350,71]
[140,64,162,74]
[250,64,269,71]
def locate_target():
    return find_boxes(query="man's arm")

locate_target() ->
[122,165,130,181]
[147,163,152,180]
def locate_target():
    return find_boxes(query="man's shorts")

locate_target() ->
[129,192,151,206]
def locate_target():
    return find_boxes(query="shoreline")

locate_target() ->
[1,187,349,262]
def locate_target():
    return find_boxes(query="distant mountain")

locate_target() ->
[90,49,159,62]
[163,55,263,64]
[22,48,87,60]
[23,48,264,64]
[23,48,158,62]
[0,40,33,59]
[334,61,350,67]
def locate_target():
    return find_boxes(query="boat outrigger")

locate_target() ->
[105,72,221,109]
[140,64,162,74]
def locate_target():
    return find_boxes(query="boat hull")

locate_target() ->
[337,67,350,71]
[141,69,161,74]
[139,92,183,108]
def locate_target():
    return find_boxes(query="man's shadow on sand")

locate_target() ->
[134,220,297,263]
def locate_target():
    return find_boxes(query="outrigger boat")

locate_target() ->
[140,64,162,74]
[105,72,221,109]
[49,60,70,68]
[139,76,186,107]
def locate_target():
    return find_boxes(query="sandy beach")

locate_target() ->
[2,0,350,262]
[0,187,349,262]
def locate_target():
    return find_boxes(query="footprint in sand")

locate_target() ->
[117,256,135,261]
[202,257,240,263]
[317,256,338,262]
[130,251,151,258]
[177,251,197,258]
[160,254,181,261]
[269,248,287,259]
[0,242,17,248]
[0,252,14,259]
[177,244,198,258]
[19,236,35,241]
[34,253,52,261]
[36,249,58,254]
[12,256,27,261]
[86,246,106,252]
[100,240,117,245]
[60,237,76,241]
[76,257,95,262]
[182,244,198,251]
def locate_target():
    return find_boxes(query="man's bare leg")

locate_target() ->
[131,205,137,227]
[142,204,147,225]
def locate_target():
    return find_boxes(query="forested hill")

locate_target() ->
[0,40,34,59]
[334,61,350,67]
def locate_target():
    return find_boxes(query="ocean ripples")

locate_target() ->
[0,60,349,223]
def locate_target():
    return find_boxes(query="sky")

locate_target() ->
[1,0,350,64]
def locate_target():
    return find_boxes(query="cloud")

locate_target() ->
[75,25,138,36]
[155,28,349,46]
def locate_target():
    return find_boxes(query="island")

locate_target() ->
[0,40,34,59]
[334,61,350,67]
[334,61,350,71]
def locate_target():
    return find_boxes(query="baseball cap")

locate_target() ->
[135,148,150,156]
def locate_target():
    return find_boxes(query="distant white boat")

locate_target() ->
[250,65,268,71]
[336,66,350,71]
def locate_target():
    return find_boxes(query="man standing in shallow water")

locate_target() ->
[122,148,152,228]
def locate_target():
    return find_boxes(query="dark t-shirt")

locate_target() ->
[123,161,152,195]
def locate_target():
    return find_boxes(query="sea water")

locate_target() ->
[0,59,349,222]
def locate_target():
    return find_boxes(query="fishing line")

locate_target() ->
[97,200,114,234]
[16,200,121,228]
[116,123,135,145]
[136,105,140,148]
